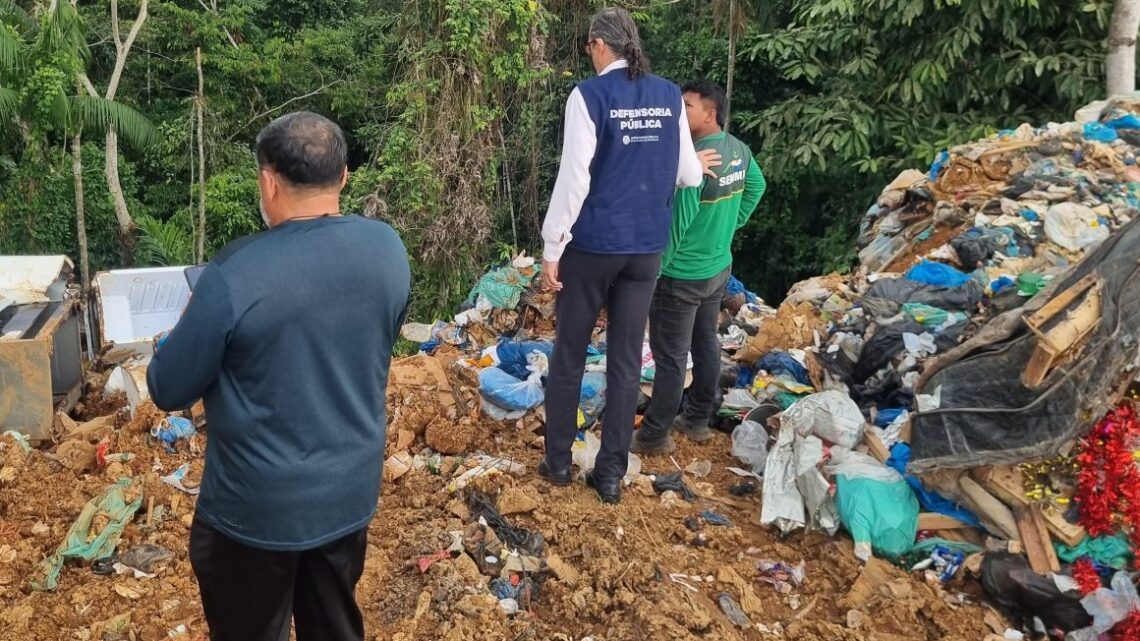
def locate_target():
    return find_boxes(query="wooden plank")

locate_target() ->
[918,513,970,530]
[959,476,1019,540]
[971,466,1087,546]
[1016,506,1060,574]
[863,429,890,463]
[1030,504,1061,573]
[1024,274,1096,329]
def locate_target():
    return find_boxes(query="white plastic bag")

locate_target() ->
[1082,571,1140,633]
[779,390,865,449]
[825,448,904,484]
[731,420,769,474]
[760,425,804,533]
[722,388,761,411]
[1044,203,1110,252]
[571,430,641,485]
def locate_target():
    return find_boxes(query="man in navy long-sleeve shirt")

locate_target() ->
[147,111,410,641]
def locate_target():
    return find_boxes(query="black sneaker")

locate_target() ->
[674,417,714,443]
[630,431,676,455]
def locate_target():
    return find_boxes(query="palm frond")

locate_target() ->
[134,215,194,266]
[0,0,33,33]
[0,27,18,72]
[70,95,157,148]
[0,85,16,118]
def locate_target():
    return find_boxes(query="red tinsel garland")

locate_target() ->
[1071,558,1101,595]
[1114,611,1140,641]
[1076,402,1140,551]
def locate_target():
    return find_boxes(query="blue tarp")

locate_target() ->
[754,351,810,385]
[905,260,972,288]
[888,443,983,529]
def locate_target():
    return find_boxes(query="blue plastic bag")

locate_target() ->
[496,340,554,380]
[905,260,972,288]
[1083,122,1119,143]
[479,365,545,411]
[754,351,810,385]
[579,372,607,426]
[929,150,949,182]
[725,275,758,304]
[874,407,907,428]
[1106,114,1140,130]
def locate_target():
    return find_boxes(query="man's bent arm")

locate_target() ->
[737,156,767,229]
[147,265,234,411]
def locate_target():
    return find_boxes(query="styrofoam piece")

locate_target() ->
[95,267,191,360]
[104,356,151,415]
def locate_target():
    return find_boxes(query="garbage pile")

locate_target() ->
[700,97,1140,641]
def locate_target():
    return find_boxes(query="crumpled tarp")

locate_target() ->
[912,215,1140,471]
[32,479,143,591]
[467,265,536,310]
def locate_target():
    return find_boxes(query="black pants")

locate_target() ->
[190,516,368,641]
[640,268,730,441]
[544,248,660,481]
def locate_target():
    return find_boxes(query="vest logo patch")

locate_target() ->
[610,107,672,132]
[623,135,660,145]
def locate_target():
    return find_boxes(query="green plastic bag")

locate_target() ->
[32,479,143,591]
[834,472,919,560]
[901,303,967,329]
[1055,534,1134,570]
[1017,272,1048,297]
[467,266,536,310]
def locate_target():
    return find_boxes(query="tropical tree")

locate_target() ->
[0,0,154,288]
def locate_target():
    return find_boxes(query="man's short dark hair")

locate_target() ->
[255,112,347,189]
[682,79,727,128]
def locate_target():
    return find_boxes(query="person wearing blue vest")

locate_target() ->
[538,7,710,504]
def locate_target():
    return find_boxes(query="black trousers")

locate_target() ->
[544,248,660,481]
[640,268,730,441]
[189,516,368,641]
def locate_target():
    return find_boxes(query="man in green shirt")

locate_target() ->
[632,79,766,454]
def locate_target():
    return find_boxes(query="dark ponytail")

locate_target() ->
[589,8,651,79]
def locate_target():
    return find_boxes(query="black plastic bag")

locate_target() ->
[981,552,1091,633]
[652,471,696,502]
[467,490,546,556]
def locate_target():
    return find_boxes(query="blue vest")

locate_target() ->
[570,70,682,255]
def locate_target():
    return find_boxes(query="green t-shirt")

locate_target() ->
[660,131,766,280]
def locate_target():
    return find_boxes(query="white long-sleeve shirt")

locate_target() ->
[542,59,704,263]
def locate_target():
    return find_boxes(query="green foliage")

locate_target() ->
[368,0,551,320]
[135,212,195,265]
[0,0,1129,311]
[745,0,1104,178]
[0,142,136,270]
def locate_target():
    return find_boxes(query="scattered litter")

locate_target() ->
[699,510,733,527]
[150,417,196,453]
[119,544,174,574]
[161,463,200,495]
[685,459,712,478]
[651,472,696,502]
[717,592,752,627]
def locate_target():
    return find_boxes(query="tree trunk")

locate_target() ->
[101,0,148,264]
[1107,0,1140,96]
[71,132,89,292]
[725,0,737,132]
[105,129,135,263]
[196,47,206,263]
